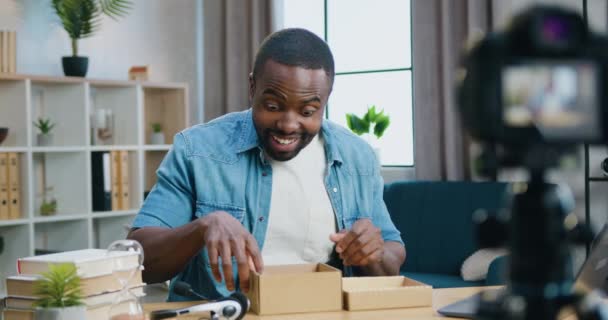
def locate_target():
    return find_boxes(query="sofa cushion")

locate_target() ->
[384,181,508,276]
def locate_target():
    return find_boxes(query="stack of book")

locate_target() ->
[2,249,146,320]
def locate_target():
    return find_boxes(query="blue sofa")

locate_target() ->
[383,181,509,288]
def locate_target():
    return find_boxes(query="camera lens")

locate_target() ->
[601,158,608,176]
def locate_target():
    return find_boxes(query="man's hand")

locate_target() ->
[199,211,264,292]
[329,219,384,267]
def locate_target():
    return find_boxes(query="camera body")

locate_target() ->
[459,6,608,151]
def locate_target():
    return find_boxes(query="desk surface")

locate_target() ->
[144,286,488,320]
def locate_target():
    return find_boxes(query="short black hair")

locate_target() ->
[252,28,335,84]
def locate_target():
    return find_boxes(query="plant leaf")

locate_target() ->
[346,113,369,136]
[373,113,390,138]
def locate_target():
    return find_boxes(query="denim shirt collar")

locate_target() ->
[235,108,344,165]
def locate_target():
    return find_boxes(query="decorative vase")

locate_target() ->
[37,133,53,146]
[34,305,87,320]
[62,56,88,77]
[150,132,165,145]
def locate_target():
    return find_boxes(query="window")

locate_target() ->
[274,0,413,166]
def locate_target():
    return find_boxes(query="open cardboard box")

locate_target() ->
[246,263,342,315]
[342,276,432,311]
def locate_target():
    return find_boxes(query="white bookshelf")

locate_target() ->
[0,74,189,296]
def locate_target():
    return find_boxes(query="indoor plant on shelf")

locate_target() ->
[33,263,86,320]
[51,0,133,77]
[150,122,165,145]
[346,105,390,162]
[34,117,55,146]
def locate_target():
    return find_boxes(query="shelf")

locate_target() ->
[32,146,87,153]
[33,151,89,217]
[142,144,172,151]
[30,82,88,147]
[0,147,28,153]
[34,219,89,253]
[90,145,139,151]
[33,213,89,223]
[0,218,28,227]
[93,214,136,248]
[0,224,31,296]
[92,210,138,218]
[0,74,189,295]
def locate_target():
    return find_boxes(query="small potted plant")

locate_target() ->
[34,117,56,146]
[150,123,165,145]
[346,105,390,162]
[40,186,58,216]
[33,263,86,320]
[51,0,133,77]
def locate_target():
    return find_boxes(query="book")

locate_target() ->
[0,152,9,219]
[91,151,112,211]
[8,30,15,73]
[119,150,130,210]
[17,249,140,278]
[111,151,121,211]
[3,299,144,320]
[7,152,21,219]
[4,285,145,309]
[6,269,144,298]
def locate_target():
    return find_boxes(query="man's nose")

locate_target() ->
[276,112,299,133]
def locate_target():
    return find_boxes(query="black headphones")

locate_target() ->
[149,282,249,320]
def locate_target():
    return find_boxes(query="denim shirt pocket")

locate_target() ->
[195,200,246,223]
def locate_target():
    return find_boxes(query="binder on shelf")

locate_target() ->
[8,30,16,73]
[0,31,4,73]
[91,152,111,211]
[0,152,9,220]
[119,150,129,210]
[1,30,8,73]
[110,150,121,211]
[7,152,21,219]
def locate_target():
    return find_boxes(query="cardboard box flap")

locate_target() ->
[342,276,432,311]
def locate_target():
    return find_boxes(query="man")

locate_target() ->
[128,28,406,301]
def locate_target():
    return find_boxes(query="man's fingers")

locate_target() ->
[357,247,384,266]
[341,231,372,262]
[207,243,222,282]
[233,239,250,293]
[346,239,383,266]
[336,229,360,254]
[220,243,234,291]
[246,236,264,273]
[329,230,347,243]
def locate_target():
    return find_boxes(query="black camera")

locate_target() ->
[459,6,608,149]
[458,6,608,320]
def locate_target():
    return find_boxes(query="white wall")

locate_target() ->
[0,0,203,124]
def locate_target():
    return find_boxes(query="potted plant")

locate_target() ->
[34,117,56,146]
[346,105,390,162]
[150,123,165,145]
[33,263,86,320]
[51,0,133,77]
[40,186,58,216]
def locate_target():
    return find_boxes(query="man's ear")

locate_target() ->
[248,73,255,103]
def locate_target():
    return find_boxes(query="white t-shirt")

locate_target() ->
[262,133,337,265]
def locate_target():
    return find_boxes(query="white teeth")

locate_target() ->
[273,136,296,145]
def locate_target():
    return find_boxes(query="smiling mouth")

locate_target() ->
[271,134,298,145]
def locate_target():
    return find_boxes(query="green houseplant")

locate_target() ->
[346,105,390,162]
[51,0,133,77]
[33,263,86,320]
[34,117,56,146]
[150,122,165,145]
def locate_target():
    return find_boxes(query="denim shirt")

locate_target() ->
[132,109,404,301]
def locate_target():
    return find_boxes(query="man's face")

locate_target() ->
[250,59,332,161]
